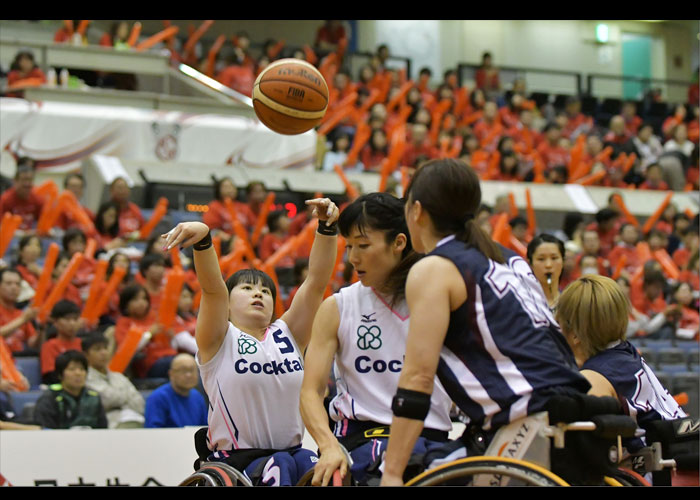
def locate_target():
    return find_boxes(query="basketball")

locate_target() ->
[252,58,329,135]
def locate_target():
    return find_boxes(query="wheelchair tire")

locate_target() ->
[179,462,253,486]
[608,468,651,487]
[405,456,570,487]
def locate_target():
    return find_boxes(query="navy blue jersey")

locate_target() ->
[429,236,590,431]
[582,340,686,428]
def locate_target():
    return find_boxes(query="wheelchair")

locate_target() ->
[404,394,698,487]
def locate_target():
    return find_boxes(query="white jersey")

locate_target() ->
[197,319,305,452]
[329,282,453,432]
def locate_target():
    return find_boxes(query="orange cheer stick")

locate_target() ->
[302,45,318,66]
[84,238,97,261]
[251,192,277,247]
[259,263,286,318]
[386,105,412,139]
[525,188,536,238]
[684,208,696,220]
[206,34,226,77]
[87,266,127,326]
[642,192,673,235]
[636,242,653,264]
[63,20,74,36]
[139,197,169,240]
[38,252,84,323]
[358,88,381,115]
[31,242,60,308]
[81,259,108,322]
[612,194,640,227]
[0,214,22,258]
[170,246,182,269]
[653,249,680,280]
[378,159,393,194]
[318,105,354,136]
[508,192,519,219]
[158,268,186,330]
[333,164,359,201]
[33,180,59,201]
[126,22,142,47]
[212,235,222,258]
[335,37,348,64]
[484,151,501,181]
[108,326,144,374]
[386,81,413,114]
[611,253,628,281]
[0,340,29,392]
[532,153,546,184]
[222,199,255,260]
[400,167,411,195]
[35,191,57,235]
[135,26,180,52]
[491,213,509,246]
[37,191,70,235]
[345,122,371,166]
[575,169,606,186]
[508,234,527,258]
[183,20,214,58]
[76,20,91,37]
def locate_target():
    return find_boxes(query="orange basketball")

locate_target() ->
[252,59,329,135]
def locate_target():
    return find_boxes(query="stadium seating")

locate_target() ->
[15,356,41,390]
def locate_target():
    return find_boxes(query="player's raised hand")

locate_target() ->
[161,222,210,251]
[305,198,339,227]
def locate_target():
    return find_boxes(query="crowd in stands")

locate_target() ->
[1,20,698,433]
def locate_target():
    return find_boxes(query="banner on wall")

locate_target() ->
[0,98,318,174]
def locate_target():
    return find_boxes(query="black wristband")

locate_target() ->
[316,220,338,236]
[193,231,213,251]
[391,388,432,421]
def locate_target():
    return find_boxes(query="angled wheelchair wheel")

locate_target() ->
[179,462,253,486]
[405,456,570,486]
[607,468,651,487]
[296,469,350,486]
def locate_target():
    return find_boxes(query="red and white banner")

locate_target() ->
[0,98,317,173]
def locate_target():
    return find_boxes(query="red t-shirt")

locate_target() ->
[217,65,255,98]
[0,187,44,230]
[16,264,39,290]
[259,233,294,268]
[40,337,83,375]
[7,68,46,87]
[475,68,499,91]
[0,303,37,353]
[585,222,617,259]
[607,244,641,274]
[56,205,96,232]
[202,199,254,234]
[315,24,346,46]
[401,141,438,168]
[116,201,145,237]
[630,283,667,317]
[536,141,569,170]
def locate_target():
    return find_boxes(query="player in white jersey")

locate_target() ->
[161,197,338,486]
[300,193,453,486]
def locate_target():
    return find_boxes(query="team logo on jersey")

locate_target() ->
[357,325,382,350]
[238,336,258,355]
[361,312,377,323]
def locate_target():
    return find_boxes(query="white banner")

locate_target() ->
[0,98,318,174]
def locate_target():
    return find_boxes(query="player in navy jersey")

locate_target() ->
[300,193,453,486]
[380,159,590,486]
[555,274,686,452]
[161,197,338,486]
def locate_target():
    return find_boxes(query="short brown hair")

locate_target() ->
[556,275,629,359]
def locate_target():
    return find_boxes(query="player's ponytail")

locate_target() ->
[405,159,504,264]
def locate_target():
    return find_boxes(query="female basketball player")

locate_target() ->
[555,275,686,451]
[380,159,590,485]
[527,234,565,312]
[161,197,338,486]
[299,193,453,486]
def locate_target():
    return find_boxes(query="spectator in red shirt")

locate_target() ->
[56,173,96,233]
[217,53,256,98]
[603,115,632,157]
[607,223,641,275]
[472,101,504,152]
[474,51,500,99]
[315,21,346,52]
[562,97,593,139]
[63,228,96,291]
[401,123,438,168]
[6,50,46,93]
[0,158,44,231]
[116,284,176,379]
[258,210,294,268]
[671,281,699,339]
[673,226,699,270]
[13,234,42,290]
[40,300,83,385]
[621,101,643,136]
[94,201,125,252]
[202,177,254,239]
[109,177,144,238]
[639,163,669,191]
[46,252,83,307]
[537,123,569,171]
[139,254,167,316]
[245,181,268,229]
[0,268,38,354]
[360,128,389,173]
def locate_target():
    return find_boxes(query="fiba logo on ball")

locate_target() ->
[357,325,382,350]
[238,337,258,355]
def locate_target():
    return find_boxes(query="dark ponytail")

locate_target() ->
[405,159,504,264]
[338,192,420,306]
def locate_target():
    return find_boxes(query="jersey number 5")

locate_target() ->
[273,329,294,354]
